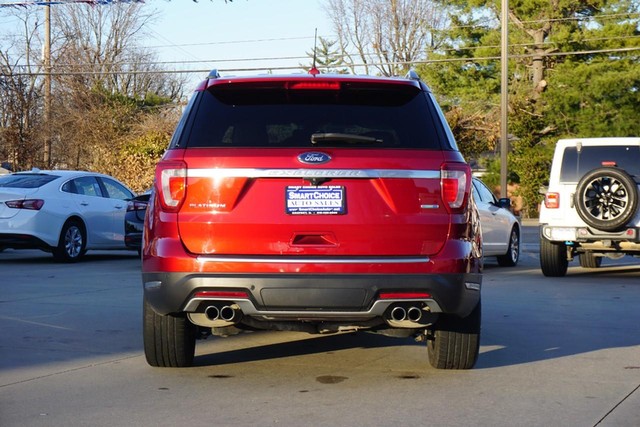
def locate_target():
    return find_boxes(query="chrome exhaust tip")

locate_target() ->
[204,305,220,321]
[390,306,407,322]
[407,306,423,322]
[220,305,241,322]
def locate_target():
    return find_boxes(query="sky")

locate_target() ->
[0,0,336,87]
[142,0,335,83]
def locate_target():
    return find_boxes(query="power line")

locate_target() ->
[143,35,318,50]
[138,11,640,51]
[0,0,143,6]
[516,12,640,25]
[5,46,640,78]
[146,28,204,63]
[10,32,640,71]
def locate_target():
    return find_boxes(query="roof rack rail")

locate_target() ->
[405,70,420,81]
[208,69,221,79]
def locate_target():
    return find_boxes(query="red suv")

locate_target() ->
[142,70,482,369]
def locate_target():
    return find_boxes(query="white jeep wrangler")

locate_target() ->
[539,138,640,277]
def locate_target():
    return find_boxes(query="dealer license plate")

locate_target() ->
[285,186,345,215]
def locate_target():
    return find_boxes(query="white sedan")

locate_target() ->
[0,170,135,262]
[472,177,521,267]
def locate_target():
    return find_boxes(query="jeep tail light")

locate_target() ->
[5,199,44,210]
[545,192,559,209]
[440,164,470,211]
[156,161,187,212]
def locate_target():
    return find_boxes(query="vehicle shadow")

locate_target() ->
[193,331,417,367]
[0,248,138,264]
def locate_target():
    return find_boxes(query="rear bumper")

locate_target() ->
[541,224,640,242]
[143,271,482,319]
[0,233,52,251]
[540,224,640,252]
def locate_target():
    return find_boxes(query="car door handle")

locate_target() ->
[115,205,124,209]
[80,202,89,206]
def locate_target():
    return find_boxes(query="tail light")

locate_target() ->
[544,192,559,209]
[440,163,470,212]
[5,199,44,210]
[127,200,148,212]
[286,81,340,90]
[156,161,187,212]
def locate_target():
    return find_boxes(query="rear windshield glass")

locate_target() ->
[0,174,58,188]
[182,84,446,149]
[559,146,640,182]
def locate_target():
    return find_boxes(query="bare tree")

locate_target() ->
[325,0,450,76]
[53,3,185,99]
[0,8,45,170]
[48,3,185,170]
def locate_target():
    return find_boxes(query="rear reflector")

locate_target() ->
[193,291,249,299]
[379,292,432,300]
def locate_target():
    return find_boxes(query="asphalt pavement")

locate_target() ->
[1,223,639,426]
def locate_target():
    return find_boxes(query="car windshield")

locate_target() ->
[559,146,640,182]
[182,83,446,149]
[0,173,58,188]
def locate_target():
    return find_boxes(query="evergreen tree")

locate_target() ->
[417,0,640,217]
[302,37,349,74]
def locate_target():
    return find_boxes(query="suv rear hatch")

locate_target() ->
[158,77,469,257]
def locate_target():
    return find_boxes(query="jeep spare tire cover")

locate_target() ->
[574,166,638,232]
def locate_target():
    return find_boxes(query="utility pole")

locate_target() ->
[43,1,51,168]
[500,0,509,199]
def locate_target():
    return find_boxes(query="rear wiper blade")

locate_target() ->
[310,132,383,145]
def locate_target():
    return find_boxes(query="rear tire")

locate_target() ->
[540,237,568,277]
[143,297,197,367]
[427,301,481,370]
[52,220,86,263]
[496,226,520,267]
[579,252,602,269]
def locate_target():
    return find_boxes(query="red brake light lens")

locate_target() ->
[156,161,187,212]
[440,164,470,211]
[5,199,44,210]
[545,192,559,209]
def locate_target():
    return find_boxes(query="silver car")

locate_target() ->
[472,177,521,267]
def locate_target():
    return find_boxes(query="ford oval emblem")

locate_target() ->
[298,152,332,165]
